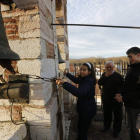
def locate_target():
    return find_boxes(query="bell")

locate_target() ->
[0,0,14,5]
[0,6,20,60]
[57,44,65,64]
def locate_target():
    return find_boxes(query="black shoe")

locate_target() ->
[101,127,110,132]
[113,132,119,138]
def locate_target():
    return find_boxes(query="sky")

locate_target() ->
[67,0,140,59]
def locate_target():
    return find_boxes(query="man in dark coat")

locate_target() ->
[115,47,140,140]
[98,61,123,138]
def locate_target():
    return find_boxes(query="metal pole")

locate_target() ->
[51,23,140,29]
[99,62,101,78]
[74,63,76,77]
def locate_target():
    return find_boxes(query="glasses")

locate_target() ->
[105,67,113,69]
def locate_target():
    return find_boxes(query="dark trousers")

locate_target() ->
[77,114,93,140]
[103,102,122,133]
[126,108,140,140]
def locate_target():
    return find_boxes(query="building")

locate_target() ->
[0,0,73,139]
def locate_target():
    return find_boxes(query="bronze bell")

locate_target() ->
[0,5,20,60]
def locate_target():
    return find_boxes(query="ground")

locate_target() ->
[68,104,130,140]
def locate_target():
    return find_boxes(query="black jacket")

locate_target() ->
[120,63,140,108]
[98,72,123,102]
[62,73,96,116]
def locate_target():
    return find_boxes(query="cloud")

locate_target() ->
[67,0,140,59]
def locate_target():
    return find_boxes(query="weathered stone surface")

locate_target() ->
[1,7,39,17]
[0,106,11,121]
[13,0,38,9]
[0,0,69,140]
[9,38,47,59]
[56,25,65,36]
[0,122,27,140]
[1,4,10,11]
[61,52,66,60]
[29,82,52,106]
[19,14,40,38]
[40,14,54,43]
[58,42,69,53]
[22,97,57,125]
[56,2,64,18]
[59,60,69,71]
[30,125,54,140]
[17,59,56,83]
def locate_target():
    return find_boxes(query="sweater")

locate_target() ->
[98,72,123,102]
[120,63,140,108]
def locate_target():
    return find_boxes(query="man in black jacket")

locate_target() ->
[98,61,123,138]
[115,47,140,140]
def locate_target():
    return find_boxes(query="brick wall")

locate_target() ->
[4,17,19,40]
[0,0,62,139]
[47,41,55,59]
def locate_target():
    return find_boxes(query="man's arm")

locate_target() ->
[98,73,108,85]
[123,90,140,102]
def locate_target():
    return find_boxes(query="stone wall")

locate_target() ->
[55,0,74,111]
[0,0,69,139]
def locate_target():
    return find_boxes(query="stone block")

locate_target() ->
[0,65,4,75]
[19,14,40,38]
[40,14,54,42]
[22,97,57,126]
[29,82,52,106]
[30,125,54,140]
[17,59,57,83]
[39,0,51,15]
[39,0,53,29]
[56,25,65,36]
[59,60,69,71]
[56,3,64,18]
[0,106,11,121]
[1,4,10,11]
[0,122,27,140]
[17,59,41,78]
[9,38,47,59]
[13,0,38,9]
[2,7,39,17]
[58,42,69,53]
[61,53,66,60]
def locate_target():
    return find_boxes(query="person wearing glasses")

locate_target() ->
[98,61,123,138]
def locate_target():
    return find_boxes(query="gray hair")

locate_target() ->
[105,61,114,66]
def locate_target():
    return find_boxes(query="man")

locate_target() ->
[115,47,140,140]
[98,61,123,138]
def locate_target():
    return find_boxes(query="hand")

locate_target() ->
[64,68,69,75]
[114,94,123,102]
[56,78,67,85]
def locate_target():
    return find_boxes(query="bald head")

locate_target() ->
[105,61,114,66]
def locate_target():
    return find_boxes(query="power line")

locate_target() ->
[51,24,140,29]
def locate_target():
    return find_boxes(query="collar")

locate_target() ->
[130,62,140,68]
[79,74,91,80]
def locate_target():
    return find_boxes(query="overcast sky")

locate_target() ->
[67,0,140,59]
